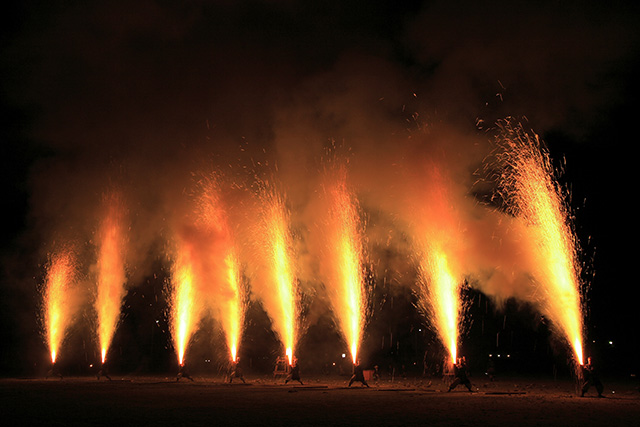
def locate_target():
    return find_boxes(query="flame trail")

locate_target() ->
[43,248,77,364]
[324,168,368,365]
[169,242,200,366]
[413,165,464,365]
[260,188,297,365]
[95,193,127,364]
[495,120,584,365]
[196,176,246,363]
[223,252,243,362]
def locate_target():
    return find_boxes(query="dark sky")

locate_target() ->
[1,0,639,375]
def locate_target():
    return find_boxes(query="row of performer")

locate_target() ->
[46,355,605,397]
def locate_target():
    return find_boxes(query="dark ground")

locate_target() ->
[2,374,638,426]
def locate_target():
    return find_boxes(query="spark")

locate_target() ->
[495,119,584,366]
[324,167,368,365]
[95,192,127,364]
[260,188,298,365]
[43,248,77,364]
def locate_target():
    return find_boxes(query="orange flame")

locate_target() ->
[418,247,461,363]
[43,249,77,364]
[196,176,246,363]
[95,193,127,364]
[413,165,464,364]
[169,243,199,366]
[496,120,584,365]
[223,251,243,363]
[261,189,297,363]
[324,168,367,365]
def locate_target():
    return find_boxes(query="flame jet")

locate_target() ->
[258,187,298,365]
[168,240,202,366]
[322,166,368,365]
[95,192,127,364]
[43,247,78,364]
[413,165,465,365]
[494,119,584,366]
[196,176,245,363]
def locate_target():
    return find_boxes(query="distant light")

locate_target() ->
[332,362,336,366]
[489,354,493,358]
[418,329,422,332]
[497,354,501,358]
[341,353,346,359]
[507,354,511,358]
[609,341,613,345]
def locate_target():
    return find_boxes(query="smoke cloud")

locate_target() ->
[1,0,638,371]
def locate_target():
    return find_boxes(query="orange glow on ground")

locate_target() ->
[496,121,584,366]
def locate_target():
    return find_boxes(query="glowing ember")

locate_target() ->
[324,167,368,365]
[169,242,200,366]
[43,248,78,364]
[260,188,298,365]
[413,165,464,365]
[495,119,584,365]
[95,192,127,364]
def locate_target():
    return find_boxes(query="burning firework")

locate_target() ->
[413,164,466,366]
[95,192,127,364]
[196,176,246,363]
[494,119,584,366]
[258,186,298,365]
[168,240,202,366]
[322,166,369,365]
[43,247,78,364]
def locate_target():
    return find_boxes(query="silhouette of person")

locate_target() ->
[176,362,194,382]
[285,359,303,385]
[97,362,112,381]
[229,358,246,384]
[581,357,604,398]
[448,358,473,392]
[348,360,370,388]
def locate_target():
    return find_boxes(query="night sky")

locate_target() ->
[1,1,639,377]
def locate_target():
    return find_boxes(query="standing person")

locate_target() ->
[447,358,473,392]
[97,361,112,381]
[581,357,604,398]
[46,362,63,380]
[348,360,370,388]
[285,359,304,385]
[176,362,194,382]
[229,358,246,384]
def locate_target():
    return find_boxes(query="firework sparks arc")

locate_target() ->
[494,119,584,366]
[43,248,78,364]
[323,167,368,365]
[95,192,127,364]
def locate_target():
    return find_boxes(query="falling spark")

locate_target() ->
[495,119,584,365]
[414,165,464,365]
[43,248,78,364]
[324,167,368,365]
[260,188,297,365]
[95,193,127,364]
[169,242,200,366]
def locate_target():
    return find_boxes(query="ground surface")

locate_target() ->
[1,374,638,426]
